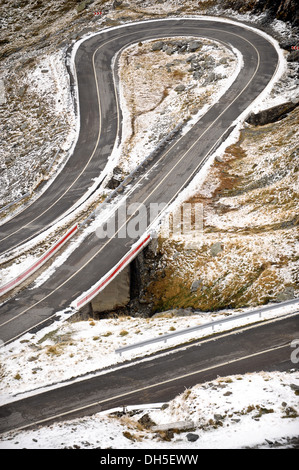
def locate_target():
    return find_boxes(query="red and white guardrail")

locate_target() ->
[73,232,152,310]
[0,224,79,297]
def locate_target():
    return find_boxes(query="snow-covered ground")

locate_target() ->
[116,35,241,173]
[1,292,297,447]
[0,370,298,449]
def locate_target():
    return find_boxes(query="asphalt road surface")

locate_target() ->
[0,314,297,435]
[0,18,281,344]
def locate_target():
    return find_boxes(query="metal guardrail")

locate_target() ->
[0,224,79,297]
[115,300,299,355]
[0,192,31,215]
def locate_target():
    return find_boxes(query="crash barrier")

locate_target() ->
[0,224,78,297]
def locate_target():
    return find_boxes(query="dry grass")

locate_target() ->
[119,330,129,336]
[46,345,63,356]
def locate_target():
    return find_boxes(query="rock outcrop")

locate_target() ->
[222,0,299,26]
[246,100,299,126]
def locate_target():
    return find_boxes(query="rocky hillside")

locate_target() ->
[136,105,299,313]
[222,0,299,27]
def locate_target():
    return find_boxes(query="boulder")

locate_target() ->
[174,84,185,93]
[210,242,223,257]
[138,413,156,429]
[188,40,202,52]
[192,71,202,81]
[106,166,123,189]
[152,421,195,432]
[165,47,174,55]
[190,60,201,71]
[290,383,299,392]
[186,433,199,442]
[203,72,216,85]
[152,41,164,51]
[276,287,295,302]
[186,54,197,63]
[113,0,123,8]
[191,279,202,292]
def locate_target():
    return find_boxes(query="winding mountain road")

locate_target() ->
[0,18,280,344]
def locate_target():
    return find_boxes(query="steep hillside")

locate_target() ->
[0,0,298,312]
